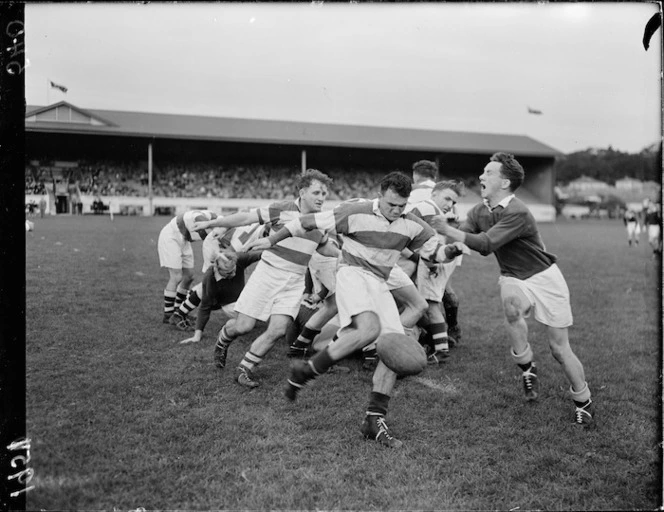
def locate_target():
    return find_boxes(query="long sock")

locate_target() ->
[216,325,235,348]
[366,391,390,416]
[163,289,176,316]
[178,288,201,316]
[174,285,189,310]
[292,326,321,348]
[570,382,591,406]
[309,346,335,375]
[238,351,263,372]
[511,343,534,367]
[429,322,448,353]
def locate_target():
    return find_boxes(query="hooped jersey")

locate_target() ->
[202,222,266,272]
[254,199,327,275]
[176,210,219,242]
[284,198,445,282]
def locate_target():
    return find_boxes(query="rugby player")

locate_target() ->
[192,169,339,389]
[247,171,466,448]
[434,152,595,428]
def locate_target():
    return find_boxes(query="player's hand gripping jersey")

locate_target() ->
[202,222,266,272]
[281,198,457,282]
[254,200,328,274]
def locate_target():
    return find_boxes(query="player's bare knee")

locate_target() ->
[502,296,522,323]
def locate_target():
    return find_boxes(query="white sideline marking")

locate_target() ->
[412,376,459,394]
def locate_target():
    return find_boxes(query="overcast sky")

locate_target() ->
[25,2,662,155]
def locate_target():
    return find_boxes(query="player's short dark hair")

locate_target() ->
[433,180,465,197]
[490,152,525,191]
[296,168,333,191]
[380,171,412,198]
[412,160,438,180]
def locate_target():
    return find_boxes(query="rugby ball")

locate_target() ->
[376,332,427,377]
[25,220,34,232]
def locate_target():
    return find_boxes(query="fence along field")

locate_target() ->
[24,215,661,510]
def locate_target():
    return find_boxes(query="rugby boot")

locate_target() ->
[573,400,596,429]
[285,360,315,401]
[237,366,259,389]
[360,414,403,448]
[522,365,539,402]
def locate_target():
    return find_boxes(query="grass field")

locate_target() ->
[24,214,661,510]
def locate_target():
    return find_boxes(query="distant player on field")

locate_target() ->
[434,152,595,428]
[644,203,662,254]
[623,208,640,247]
[157,209,218,324]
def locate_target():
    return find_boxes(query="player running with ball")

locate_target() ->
[247,172,467,448]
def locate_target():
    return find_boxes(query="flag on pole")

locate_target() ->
[527,106,542,115]
[50,81,68,93]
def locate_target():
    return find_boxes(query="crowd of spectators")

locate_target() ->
[25,160,462,201]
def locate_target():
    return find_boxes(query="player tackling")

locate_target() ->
[433,152,595,428]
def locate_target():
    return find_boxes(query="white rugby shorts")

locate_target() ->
[648,224,660,243]
[416,258,461,302]
[498,263,573,328]
[626,221,640,237]
[158,222,194,270]
[335,265,404,336]
[234,260,304,322]
[386,263,415,291]
[309,252,338,295]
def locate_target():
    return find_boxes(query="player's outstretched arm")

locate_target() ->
[192,210,259,231]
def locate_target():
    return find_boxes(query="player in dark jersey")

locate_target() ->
[179,250,263,345]
[435,152,595,429]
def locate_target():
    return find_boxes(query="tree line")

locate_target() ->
[555,143,661,185]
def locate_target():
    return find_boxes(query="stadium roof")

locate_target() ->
[26,101,562,157]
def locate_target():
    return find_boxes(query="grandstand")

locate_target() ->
[25,101,561,220]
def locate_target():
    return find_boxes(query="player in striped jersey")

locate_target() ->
[406,180,467,364]
[407,160,438,205]
[171,222,267,336]
[157,209,218,324]
[410,160,465,348]
[248,172,466,448]
[191,169,339,389]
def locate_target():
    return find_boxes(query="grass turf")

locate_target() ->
[25,215,661,510]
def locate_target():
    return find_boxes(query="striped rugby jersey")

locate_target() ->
[176,210,218,241]
[254,199,327,274]
[284,198,446,281]
[215,223,266,252]
[407,199,447,242]
[408,179,435,205]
